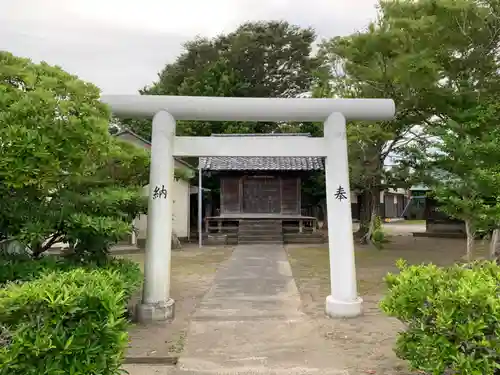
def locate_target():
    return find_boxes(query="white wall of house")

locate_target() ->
[387,187,407,195]
[135,159,191,240]
[381,188,408,203]
[115,130,193,242]
[350,192,358,203]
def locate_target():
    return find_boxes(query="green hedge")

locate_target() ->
[0,266,142,375]
[0,253,74,285]
[380,259,500,375]
[0,254,142,300]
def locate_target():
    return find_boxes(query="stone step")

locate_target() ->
[238,235,283,242]
[175,368,347,374]
[238,230,282,235]
[238,234,282,237]
[238,230,283,236]
[239,220,281,223]
[238,240,283,245]
[239,224,282,229]
[239,228,281,232]
[239,219,282,223]
[239,226,282,231]
[239,223,282,226]
[239,236,283,240]
[238,232,282,237]
[239,223,282,228]
[239,222,282,227]
[240,230,282,234]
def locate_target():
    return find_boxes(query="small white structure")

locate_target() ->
[102,95,395,323]
[114,129,194,241]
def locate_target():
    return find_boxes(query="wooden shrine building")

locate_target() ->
[199,133,325,244]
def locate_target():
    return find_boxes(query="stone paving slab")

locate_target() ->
[175,245,348,374]
[178,320,334,370]
[177,372,349,374]
[124,364,174,375]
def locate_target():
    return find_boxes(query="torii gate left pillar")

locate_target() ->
[102,95,395,323]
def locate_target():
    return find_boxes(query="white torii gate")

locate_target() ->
[101,95,395,323]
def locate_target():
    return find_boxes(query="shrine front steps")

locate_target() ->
[238,219,283,245]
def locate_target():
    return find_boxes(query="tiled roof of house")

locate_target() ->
[199,156,324,171]
[199,133,324,171]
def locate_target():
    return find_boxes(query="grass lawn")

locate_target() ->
[116,245,233,360]
[286,236,489,375]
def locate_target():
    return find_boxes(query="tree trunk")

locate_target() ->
[489,228,500,261]
[366,202,378,247]
[357,190,371,239]
[31,234,62,258]
[464,219,474,262]
[31,242,44,259]
[320,200,328,230]
[358,188,380,245]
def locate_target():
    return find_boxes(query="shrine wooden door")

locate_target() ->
[242,176,281,214]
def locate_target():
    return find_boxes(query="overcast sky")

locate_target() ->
[1,0,378,94]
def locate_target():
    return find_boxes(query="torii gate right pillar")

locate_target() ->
[323,112,362,317]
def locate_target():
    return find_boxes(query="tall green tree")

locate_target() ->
[384,0,500,258]
[423,103,500,261]
[0,51,111,190]
[125,21,318,139]
[0,52,149,260]
[315,0,500,242]
[314,11,432,241]
[381,0,500,132]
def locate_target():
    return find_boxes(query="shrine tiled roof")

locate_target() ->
[199,133,324,171]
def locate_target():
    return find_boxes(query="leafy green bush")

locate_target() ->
[371,215,387,249]
[0,253,142,295]
[380,259,500,375]
[0,253,74,285]
[0,266,142,375]
[101,257,143,302]
[0,52,149,260]
[371,228,386,245]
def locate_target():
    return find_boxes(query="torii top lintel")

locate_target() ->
[101,95,395,122]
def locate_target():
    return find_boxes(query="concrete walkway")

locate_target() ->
[175,244,348,375]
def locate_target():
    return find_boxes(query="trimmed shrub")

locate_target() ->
[0,253,74,285]
[0,267,142,375]
[101,257,143,302]
[371,215,387,249]
[380,259,500,375]
[0,253,142,297]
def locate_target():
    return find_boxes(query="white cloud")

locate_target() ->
[1,0,378,94]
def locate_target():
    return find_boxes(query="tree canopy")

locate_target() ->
[0,52,148,260]
[0,51,111,190]
[124,21,318,139]
[311,0,500,241]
